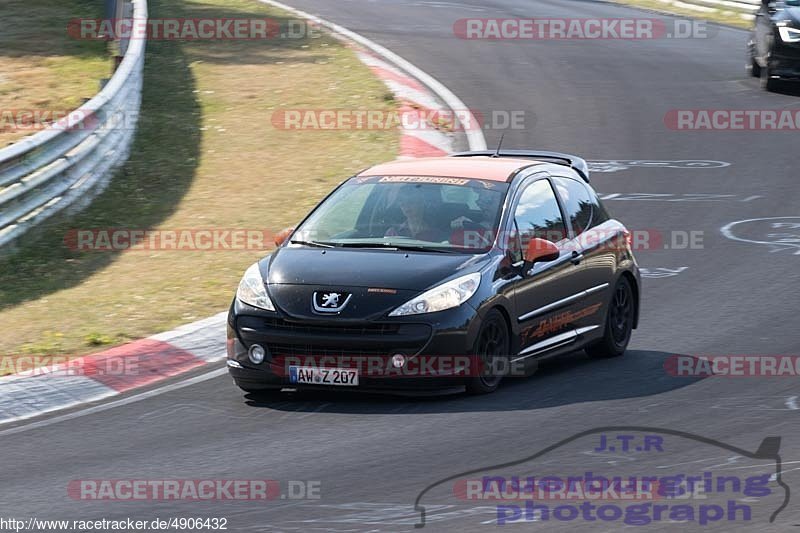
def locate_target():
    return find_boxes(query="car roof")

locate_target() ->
[357,156,543,182]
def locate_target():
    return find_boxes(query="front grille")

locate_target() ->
[237,316,432,358]
[260,317,402,337]
[268,344,391,358]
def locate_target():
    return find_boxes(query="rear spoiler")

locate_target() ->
[450,150,590,183]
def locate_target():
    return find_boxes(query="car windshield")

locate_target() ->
[293,176,510,253]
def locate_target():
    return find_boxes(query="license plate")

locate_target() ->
[289,366,359,386]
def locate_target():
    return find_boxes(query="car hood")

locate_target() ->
[261,247,490,321]
[265,247,489,291]
[784,6,800,24]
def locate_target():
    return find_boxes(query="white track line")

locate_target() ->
[786,396,799,410]
[0,367,227,436]
[258,0,487,151]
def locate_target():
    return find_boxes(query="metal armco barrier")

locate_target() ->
[0,0,148,251]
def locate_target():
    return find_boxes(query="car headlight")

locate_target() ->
[389,273,481,316]
[779,26,800,43]
[236,262,275,311]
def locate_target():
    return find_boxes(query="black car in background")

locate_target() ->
[749,0,800,90]
[226,151,641,395]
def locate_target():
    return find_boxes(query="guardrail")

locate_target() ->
[0,0,148,251]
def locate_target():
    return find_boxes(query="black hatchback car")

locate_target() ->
[227,151,641,395]
[749,0,800,90]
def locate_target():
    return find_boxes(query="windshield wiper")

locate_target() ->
[331,242,457,253]
[289,239,334,248]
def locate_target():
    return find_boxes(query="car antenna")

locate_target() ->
[491,133,505,158]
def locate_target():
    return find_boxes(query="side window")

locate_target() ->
[511,179,568,261]
[552,176,595,236]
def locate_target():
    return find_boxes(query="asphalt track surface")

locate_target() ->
[5,0,800,531]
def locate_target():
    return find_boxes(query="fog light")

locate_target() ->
[391,354,406,368]
[249,344,266,364]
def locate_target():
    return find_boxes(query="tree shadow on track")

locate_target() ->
[243,349,706,414]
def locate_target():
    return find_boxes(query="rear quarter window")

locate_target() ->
[552,176,607,235]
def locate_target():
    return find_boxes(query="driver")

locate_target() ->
[385,184,447,242]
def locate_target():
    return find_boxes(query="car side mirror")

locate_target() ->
[274,227,295,247]
[524,238,560,265]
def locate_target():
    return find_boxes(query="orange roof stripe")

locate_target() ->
[358,156,540,182]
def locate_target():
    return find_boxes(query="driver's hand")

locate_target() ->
[450,216,473,229]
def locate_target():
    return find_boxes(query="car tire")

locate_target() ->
[749,55,761,78]
[586,277,635,359]
[761,59,781,91]
[466,309,511,394]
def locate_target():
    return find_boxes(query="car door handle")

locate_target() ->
[571,251,584,265]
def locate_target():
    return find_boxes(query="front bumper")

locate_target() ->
[226,298,483,392]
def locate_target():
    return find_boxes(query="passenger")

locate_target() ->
[450,190,498,248]
[451,190,497,230]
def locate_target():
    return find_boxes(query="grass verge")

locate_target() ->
[0,0,110,145]
[0,0,398,367]
[612,0,753,29]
